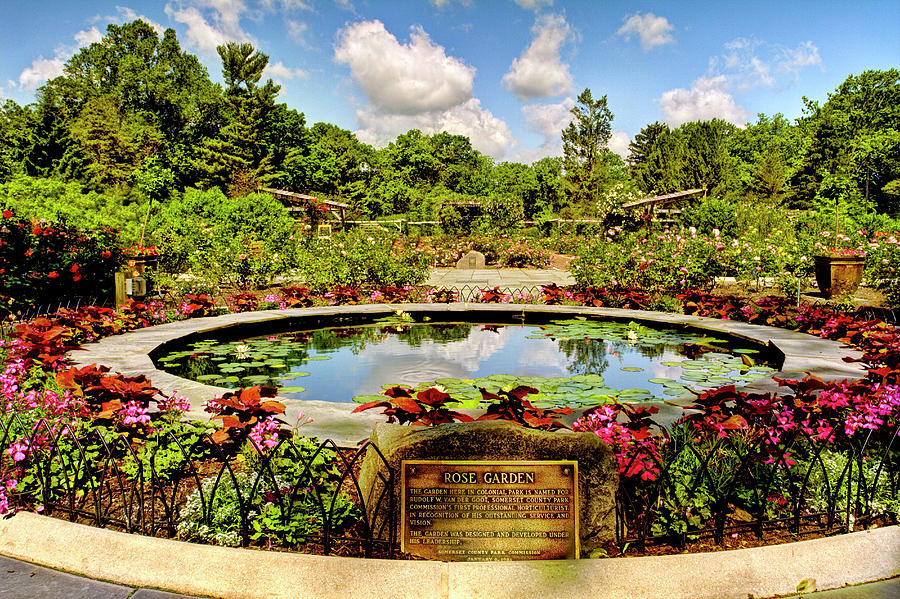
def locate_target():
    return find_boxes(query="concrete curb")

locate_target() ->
[68,303,867,445]
[1,513,897,599]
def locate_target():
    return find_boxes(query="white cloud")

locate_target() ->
[263,60,307,81]
[657,75,750,126]
[608,131,631,159]
[354,98,513,159]
[261,0,313,10]
[287,19,310,46]
[516,97,574,160]
[777,41,822,78]
[164,0,254,56]
[334,20,475,115]
[74,27,103,47]
[18,56,65,90]
[715,37,822,90]
[617,12,674,50]
[113,6,166,34]
[502,14,573,100]
[514,0,554,10]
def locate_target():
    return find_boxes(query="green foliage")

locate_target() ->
[0,210,121,317]
[149,189,298,288]
[681,198,738,237]
[177,440,358,548]
[295,228,429,291]
[0,176,145,242]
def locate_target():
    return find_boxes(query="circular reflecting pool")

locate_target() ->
[155,315,777,409]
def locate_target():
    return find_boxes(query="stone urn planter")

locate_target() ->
[813,254,866,298]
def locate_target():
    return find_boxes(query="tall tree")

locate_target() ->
[561,88,615,209]
[195,42,282,194]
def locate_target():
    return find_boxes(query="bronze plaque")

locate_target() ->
[401,460,579,561]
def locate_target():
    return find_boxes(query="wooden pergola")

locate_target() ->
[260,187,349,225]
[622,188,706,223]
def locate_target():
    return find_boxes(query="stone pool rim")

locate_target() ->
[68,303,867,447]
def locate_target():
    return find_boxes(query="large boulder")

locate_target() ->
[357,421,618,552]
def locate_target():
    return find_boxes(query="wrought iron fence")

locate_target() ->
[0,413,395,557]
[614,423,900,551]
[3,408,898,557]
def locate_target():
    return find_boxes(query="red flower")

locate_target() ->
[48,271,59,279]
[101,250,112,259]
[72,272,82,282]
[1,210,11,219]
[24,248,33,257]
[70,264,79,273]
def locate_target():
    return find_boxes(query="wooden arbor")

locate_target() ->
[260,187,348,228]
[622,188,706,225]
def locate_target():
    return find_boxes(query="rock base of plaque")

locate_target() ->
[455,250,485,269]
[358,420,618,554]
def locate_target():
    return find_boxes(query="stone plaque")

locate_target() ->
[401,460,579,561]
[455,250,485,269]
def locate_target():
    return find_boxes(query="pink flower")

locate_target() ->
[121,401,150,426]
[6,440,29,462]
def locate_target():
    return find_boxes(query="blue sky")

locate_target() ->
[1,1,898,162]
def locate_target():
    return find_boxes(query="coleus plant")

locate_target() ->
[352,384,572,430]
[204,386,287,447]
[352,386,473,426]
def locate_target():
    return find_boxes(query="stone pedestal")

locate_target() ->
[357,421,619,552]
[456,250,486,269]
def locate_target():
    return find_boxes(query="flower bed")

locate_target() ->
[1,285,899,557]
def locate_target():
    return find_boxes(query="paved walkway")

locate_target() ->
[425,267,574,290]
[1,554,897,599]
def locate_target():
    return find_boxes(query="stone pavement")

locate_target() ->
[0,555,195,599]
[0,554,897,599]
[425,267,574,290]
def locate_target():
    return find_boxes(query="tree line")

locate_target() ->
[0,19,897,237]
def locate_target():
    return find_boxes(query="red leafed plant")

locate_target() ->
[576,286,649,310]
[226,291,259,313]
[56,364,159,417]
[204,386,286,447]
[181,293,217,318]
[9,317,76,369]
[352,386,474,426]
[426,287,457,303]
[475,286,511,303]
[278,285,315,308]
[324,285,362,306]
[476,385,572,430]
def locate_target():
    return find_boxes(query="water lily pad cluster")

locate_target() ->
[352,349,776,410]
[156,337,324,392]
[529,318,727,347]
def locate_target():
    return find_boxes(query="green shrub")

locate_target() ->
[681,198,737,237]
[295,228,429,291]
[149,189,300,289]
[0,210,122,317]
[0,175,145,242]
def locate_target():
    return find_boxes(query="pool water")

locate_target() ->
[155,319,777,409]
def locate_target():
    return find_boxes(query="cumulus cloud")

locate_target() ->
[74,27,103,46]
[113,6,166,34]
[503,14,573,100]
[287,19,310,46]
[164,0,255,56]
[261,0,313,10]
[716,37,822,90]
[334,20,475,115]
[657,75,750,127]
[607,131,631,159]
[18,56,65,90]
[263,60,307,81]
[617,12,674,50]
[514,0,554,10]
[354,98,513,159]
[777,40,822,79]
[515,97,574,160]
